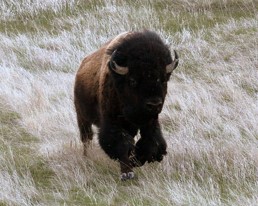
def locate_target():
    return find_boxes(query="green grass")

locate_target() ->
[0,202,8,206]
[241,82,258,96]
[0,106,56,203]
[1,0,257,35]
[151,0,258,33]
[29,160,55,189]
[0,0,104,35]
[166,151,257,204]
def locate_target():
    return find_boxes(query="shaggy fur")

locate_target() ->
[74,30,178,180]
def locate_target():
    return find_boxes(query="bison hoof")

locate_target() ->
[120,172,135,181]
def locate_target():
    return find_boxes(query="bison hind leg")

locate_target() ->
[78,121,93,156]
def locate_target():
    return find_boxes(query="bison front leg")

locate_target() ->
[99,124,135,181]
[135,119,167,166]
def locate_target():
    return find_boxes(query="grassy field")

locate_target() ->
[0,0,258,205]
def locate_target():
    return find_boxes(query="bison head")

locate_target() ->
[108,31,179,125]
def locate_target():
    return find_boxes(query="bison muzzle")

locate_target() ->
[74,30,179,180]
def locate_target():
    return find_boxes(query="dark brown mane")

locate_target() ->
[74,30,179,180]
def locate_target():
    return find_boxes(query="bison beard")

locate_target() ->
[74,30,179,180]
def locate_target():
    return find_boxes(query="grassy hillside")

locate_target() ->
[0,0,257,205]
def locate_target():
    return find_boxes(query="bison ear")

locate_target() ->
[166,50,179,73]
[109,50,128,75]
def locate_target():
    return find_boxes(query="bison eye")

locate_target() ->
[161,78,168,86]
[129,78,137,87]
[155,78,161,86]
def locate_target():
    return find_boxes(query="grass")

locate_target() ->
[1,0,257,35]
[0,104,58,204]
[156,1,257,33]
[0,0,258,205]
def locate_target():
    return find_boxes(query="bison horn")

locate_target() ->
[110,50,129,75]
[166,50,179,73]
[111,61,129,75]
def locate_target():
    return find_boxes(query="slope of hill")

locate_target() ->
[0,0,257,205]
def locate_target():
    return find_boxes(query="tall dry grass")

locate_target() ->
[0,0,257,205]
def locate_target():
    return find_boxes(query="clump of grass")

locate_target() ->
[0,105,57,204]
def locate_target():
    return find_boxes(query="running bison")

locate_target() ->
[74,30,179,180]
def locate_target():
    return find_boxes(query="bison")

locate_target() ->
[74,30,179,180]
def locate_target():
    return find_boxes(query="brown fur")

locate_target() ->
[74,32,131,145]
[74,31,178,180]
